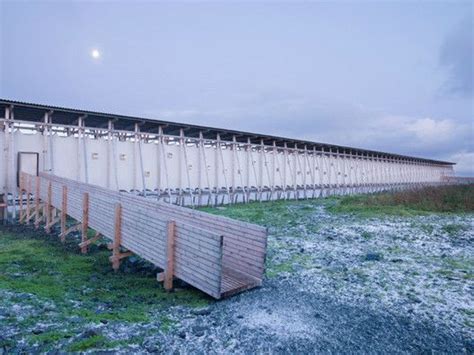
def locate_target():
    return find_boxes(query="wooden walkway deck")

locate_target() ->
[220,268,261,298]
[18,172,268,299]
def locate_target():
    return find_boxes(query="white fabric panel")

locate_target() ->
[4,130,454,203]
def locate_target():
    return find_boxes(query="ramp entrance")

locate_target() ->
[18,172,268,299]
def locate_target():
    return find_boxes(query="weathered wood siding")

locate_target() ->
[21,172,267,299]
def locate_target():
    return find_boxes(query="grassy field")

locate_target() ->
[328,184,474,216]
[201,184,474,222]
[0,225,209,352]
[0,184,472,352]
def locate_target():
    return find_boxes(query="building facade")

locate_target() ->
[1,99,455,216]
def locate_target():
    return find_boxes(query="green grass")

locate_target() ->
[361,231,374,240]
[266,260,294,278]
[200,198,323,227]
[327,184,474,216]
[68,335,106,352]
[202,185,473,222]
[0,225,210,351]
[266,254,314,278]
[160,315,177,332]
[0,227,209,313]
[435,256,474,281]
[441,223,469,236]
[419,223,435,234]
[30,330,73,344]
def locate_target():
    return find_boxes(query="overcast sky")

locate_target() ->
[1,1,473,175]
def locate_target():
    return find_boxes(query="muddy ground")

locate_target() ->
[0,199,473,353]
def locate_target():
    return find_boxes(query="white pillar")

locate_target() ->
[107,119,113,189]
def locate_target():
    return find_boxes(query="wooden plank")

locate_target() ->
[26,204,43,224]
[81,192,89,254]
[34,176,41,229]
[19,174,24,223]
[164,220,176,291]
[220,269,260,298]
[44,216,60,231]
[60,185,67,242]
[45,182,53,233]
[26,175,31,224]
[78,232,101,248]
[61,223,81,238]
[30,173,263,299]
[112,202,122,271]
[41,172,266,236]
[77,184,220,292]
[51,179,233,254]
[109,251,132,263]
[64,181,260,250]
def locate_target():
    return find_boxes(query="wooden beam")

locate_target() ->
[80,192,89,254]
[111,202,122,271]
[110,251,133,263]
[44,216,60,232]
[164,220,176,291]
[19,173,24,223]
[45,182,53,233]
[25,175,31,224]
[61,223,81,239]
[21,171,267,299]
[34,176,41,229]
[78,231,101,248]
[60,185,67,242]
[26,206,41,224]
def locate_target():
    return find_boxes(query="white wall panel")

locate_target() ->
[2,127,455,206]
[0,130,5,193]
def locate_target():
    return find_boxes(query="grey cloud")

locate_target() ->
[439,16,473,97]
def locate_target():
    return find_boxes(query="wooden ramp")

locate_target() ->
[18,172,268,299]
[220,268,261,298]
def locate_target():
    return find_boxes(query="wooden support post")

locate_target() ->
[164,220,176,291]
[80,192,89,254]
[108,204,132,270]
[26,176,31,223]
[19,174,24,223]
[61,223,81,239]
[45,182,52,233]
[34,176,41,229]
[0,195,6,226]
[111,202,122,271]
[44,216,60,233]
[78,231,101,248]
[60,186,67,242]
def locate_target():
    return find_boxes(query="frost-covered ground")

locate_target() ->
[158,204,473,353]
[1,200,473,353]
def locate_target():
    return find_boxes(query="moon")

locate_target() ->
[91,49,100,59]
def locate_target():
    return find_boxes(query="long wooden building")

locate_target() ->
[1,99,455,217]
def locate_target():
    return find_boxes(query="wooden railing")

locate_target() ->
[18,172,268,299]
